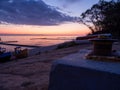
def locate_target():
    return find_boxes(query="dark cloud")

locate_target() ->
[0,0,76,25]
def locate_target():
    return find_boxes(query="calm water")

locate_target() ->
[0,34,78,51]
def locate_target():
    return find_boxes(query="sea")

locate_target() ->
[0,34,79,52]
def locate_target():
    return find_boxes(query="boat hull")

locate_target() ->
[0,52,11,62]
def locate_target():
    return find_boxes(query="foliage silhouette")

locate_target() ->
[80,0,120,39]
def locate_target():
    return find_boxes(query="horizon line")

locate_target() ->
[0,33,83,36]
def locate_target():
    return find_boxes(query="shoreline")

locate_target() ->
[1,39,91,56]
[0,43,40,48]
[28,40,91,56]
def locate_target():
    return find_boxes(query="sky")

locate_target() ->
[42,0,99,16]
[0,23,90,36]
[0,0,102,35]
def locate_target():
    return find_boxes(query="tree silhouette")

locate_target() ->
[102,0,120,38]
[80,0,120,39]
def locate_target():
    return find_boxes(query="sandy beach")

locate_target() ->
[0,42,120,90]
[0,43,92,90]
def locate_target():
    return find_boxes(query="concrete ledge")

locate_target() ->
[49,50,120,90]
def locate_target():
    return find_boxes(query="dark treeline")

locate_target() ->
[80,0,120,39]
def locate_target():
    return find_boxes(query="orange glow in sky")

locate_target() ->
[0,23,90,36]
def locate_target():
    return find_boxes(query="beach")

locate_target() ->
[0,43,92,90]
[0,41,120,90]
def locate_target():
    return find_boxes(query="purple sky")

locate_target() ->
[0,0,111,25]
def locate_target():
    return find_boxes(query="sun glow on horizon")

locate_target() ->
[0,23,90,36]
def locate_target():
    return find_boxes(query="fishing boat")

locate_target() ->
[14,47,28,59]
[0,47,11,62]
